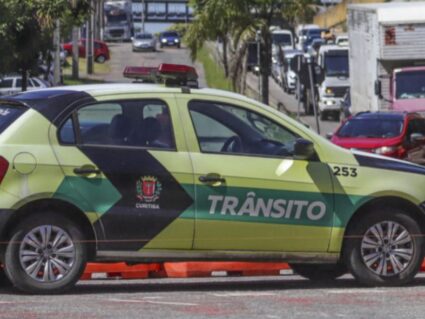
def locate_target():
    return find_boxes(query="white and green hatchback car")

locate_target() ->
[0,64,425,294]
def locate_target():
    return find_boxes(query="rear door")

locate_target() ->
[51,96,195,253]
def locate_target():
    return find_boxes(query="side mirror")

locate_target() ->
[326,132,334,140]
[411,133,424,144]
[294,139,316,160]
[375,79,382,98]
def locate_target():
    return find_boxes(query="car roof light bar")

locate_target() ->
[158,63,199,89]
[122,66,159,83]
[122,64,199,89]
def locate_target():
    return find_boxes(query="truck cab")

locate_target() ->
[317,45,350,121]
[104,0,133,42]
[391,66,425,112]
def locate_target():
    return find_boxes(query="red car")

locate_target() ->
[330,112,425,159]
[63,39,110,63]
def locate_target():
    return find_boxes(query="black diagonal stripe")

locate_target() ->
[80,146,193,251]
[354,153,425,176]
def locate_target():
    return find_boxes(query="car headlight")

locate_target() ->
[325,88,334,97]
[161,39,167,43]
[373,145,402,155]
[174,38,180,43]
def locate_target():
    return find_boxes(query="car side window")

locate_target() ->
[189,100,299,157]
[59,100,175,150]
[0,79,13,88]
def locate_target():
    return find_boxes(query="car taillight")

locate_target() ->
[0,156,9,184]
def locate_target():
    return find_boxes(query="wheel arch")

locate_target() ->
[342,196,425,255]
[0,198,97,262]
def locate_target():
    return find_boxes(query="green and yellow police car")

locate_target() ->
[0,64,425,293]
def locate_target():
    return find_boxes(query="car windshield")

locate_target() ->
[0,104,27,134]
[396,70,425,99]
[162,32,178,38]
[337,118,403,138]
[324,51,349,77]
[135,34,153,40]
[106,14,127,24]
[272,33,292,46]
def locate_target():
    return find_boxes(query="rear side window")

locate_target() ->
[0,104,27,134]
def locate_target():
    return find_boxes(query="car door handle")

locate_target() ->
[199,174,226,185]
[73,166,101,176]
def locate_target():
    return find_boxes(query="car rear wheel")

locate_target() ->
[0,266,12,286]
[95,55,106,63]
[290,263,347,281]
[344,208,423,286]
[4,213,87,294]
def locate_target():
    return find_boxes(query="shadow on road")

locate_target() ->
[2,275,425,295]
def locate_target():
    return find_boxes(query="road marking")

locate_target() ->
[0,301,14,304]
[212,292,277,297]
[327,289,386,294]
[108,298,198,306]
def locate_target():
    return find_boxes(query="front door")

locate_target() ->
[51,97,195,253]
[183,99,334,252]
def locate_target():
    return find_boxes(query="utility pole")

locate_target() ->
[256,30,261,102]
[307,56,321,134]
[86,0,94,75]
[53,19,61,86]
[142,0,146,33]
[72,26,79,80]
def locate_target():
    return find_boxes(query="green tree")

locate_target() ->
[186,0,315,105]
[0,0,90,91]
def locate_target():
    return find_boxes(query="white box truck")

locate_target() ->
[348,2,425,114]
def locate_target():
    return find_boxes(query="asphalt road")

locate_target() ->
[2,274,425,319]
[88,42,206,87]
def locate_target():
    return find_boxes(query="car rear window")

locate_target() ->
[0,104,27,134]
[337,118,403,138]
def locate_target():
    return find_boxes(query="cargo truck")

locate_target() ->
[348,2,425,114]
[104,0,133,42]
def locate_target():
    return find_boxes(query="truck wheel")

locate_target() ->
[4,213,87,294]
[290,263,347,281]
[344,208,423,286]
[320,111,327,121]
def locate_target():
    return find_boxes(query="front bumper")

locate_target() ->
[319,97,342,112]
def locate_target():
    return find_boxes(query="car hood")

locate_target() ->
[353,150,425,176]
[332,136,402,150]
[323,76,350,86]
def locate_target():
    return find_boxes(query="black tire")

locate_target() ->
[0,266,12,287]
[320,111,327,121]
[290,263,347,281]
[344,208,423,287]
[333,111,340,122]
[95,55,106,63]
[4,213,87,294]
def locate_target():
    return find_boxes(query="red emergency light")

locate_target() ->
[158,63,199,88]
[122,63,199,88]
[122,66,158,83]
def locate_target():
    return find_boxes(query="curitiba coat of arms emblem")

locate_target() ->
[136,176,162,203]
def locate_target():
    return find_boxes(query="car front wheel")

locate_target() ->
[4,213,87,294]
[344,208,423,286]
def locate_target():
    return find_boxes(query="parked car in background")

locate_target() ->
[132,33,157,52]
[159,31,181,48]
[0,75,50,96]
[63,39,110,63]
[330,112,425,159]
